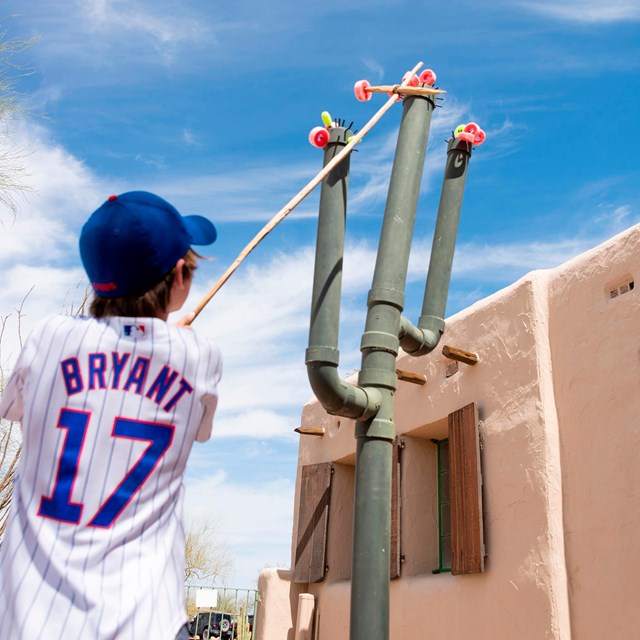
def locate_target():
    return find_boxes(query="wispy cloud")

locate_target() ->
[182,128,200,147]
[153,104,468,224]
[519,0,640,23]
[360,59,385,83]
[81,0,209,48]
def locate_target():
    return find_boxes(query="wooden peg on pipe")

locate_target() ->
[295,426,326,437]
[395,368,427,385]
[442,345,479,366]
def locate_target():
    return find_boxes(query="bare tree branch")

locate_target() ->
[0,25,39,220]
[184,518,234,584]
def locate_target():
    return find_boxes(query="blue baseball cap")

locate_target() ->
[80,191,217,298]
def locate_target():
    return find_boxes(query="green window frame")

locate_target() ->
[432,438,451,573]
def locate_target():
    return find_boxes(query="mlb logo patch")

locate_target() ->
[123,324,146,338]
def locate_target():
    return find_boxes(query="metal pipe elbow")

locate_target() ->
[398,315,443,357]
[306,361,381,421]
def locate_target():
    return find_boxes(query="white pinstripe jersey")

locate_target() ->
[0,314,222,640]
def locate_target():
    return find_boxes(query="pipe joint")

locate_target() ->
[367,287,405,311]
[360,330,399,355]
[355,417,396,442]
[358,367,398,390]
[305,346,340,366]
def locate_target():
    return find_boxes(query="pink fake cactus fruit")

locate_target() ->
[309,126,330,148]
[456,122,487,146]
[354,79,371,102]
[474,129,486,145]
[464,122,486,146]
[419,69,437,86]
[402,71,420,87]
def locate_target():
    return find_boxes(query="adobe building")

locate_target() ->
[256,224,640,639]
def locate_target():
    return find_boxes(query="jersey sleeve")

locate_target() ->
[0,366,25,421]
[195,343,223,443]
[0,324,41,422]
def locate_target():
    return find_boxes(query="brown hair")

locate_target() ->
[89,249,199,319]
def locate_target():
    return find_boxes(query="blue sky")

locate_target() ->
[0,0,638,587]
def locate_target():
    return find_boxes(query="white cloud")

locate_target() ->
[81,0,209,46]
[211,410,298,440]
[520,0,640,23]
[184,471,295,586]
[0,121,104,361]
[452,237,595,278]
[1,122,109,221]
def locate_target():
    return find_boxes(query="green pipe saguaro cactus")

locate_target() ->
[306,125,381,421]
[351,93,435,640]
[399,136,475,356]
[306,97,477,640]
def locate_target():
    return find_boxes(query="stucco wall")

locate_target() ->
[547,227,640,638]
[257,224,640,639]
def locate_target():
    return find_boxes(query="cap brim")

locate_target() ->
[183,215,217,245]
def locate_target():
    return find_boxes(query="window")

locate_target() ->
[433,438,451,573]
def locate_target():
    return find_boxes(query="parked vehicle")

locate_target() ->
[188,611,233,639]
[188,611,254,639]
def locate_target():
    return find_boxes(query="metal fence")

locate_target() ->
[185,585,260,640]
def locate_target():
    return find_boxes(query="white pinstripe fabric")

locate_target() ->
[0,315,222,640]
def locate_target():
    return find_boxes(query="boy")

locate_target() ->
[0,191,221,640]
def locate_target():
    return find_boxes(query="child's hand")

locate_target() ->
[175,311,195,329]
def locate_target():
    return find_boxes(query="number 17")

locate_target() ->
[38,408,175,528]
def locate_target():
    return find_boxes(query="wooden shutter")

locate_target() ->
[293,463,333,583]
[390,438,402,579]
[448,402,484,574]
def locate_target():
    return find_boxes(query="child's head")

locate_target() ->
[79,191,217,319]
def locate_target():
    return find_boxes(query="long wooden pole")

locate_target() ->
[367,85,444,97]
[185,61,426,325]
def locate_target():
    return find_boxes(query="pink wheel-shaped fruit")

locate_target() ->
[473,128,486,146]
[464,122,486,145]
[402,71,420,87]
[419,69,437,86]
[354,79,372,102]
[309,126,330,148]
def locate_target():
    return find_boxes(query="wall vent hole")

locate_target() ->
[609,280,634,299]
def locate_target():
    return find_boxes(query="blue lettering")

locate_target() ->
[88,353,107,390]
[61,358,84,396]
[123,356,150,394]
[146,366,179,406]
[163,378,194,411]
[111,352,131,389]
